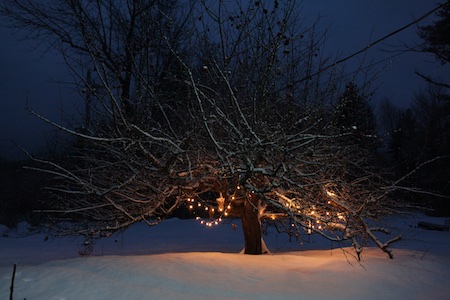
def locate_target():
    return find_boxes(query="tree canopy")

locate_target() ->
[1,0,402,258]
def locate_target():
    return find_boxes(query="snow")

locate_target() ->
[1,214,450,299]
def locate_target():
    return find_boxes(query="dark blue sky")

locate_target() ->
[1,1,449,160]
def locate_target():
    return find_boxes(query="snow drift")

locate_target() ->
[1,214,449,299]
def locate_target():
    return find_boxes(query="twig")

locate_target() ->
[282,2,447,92]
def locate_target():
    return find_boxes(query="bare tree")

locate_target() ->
[1,0,401,258]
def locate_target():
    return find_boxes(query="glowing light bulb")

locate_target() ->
[326,190,336,197]
[189,205,193,209]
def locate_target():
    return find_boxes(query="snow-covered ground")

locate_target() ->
[1,214,449,299]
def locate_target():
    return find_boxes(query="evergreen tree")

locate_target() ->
[334,82,378,150]
[419,1,450,65]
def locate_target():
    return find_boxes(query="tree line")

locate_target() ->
[380,1,450,214]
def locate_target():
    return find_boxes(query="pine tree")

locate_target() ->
[419,1,450,64]
[334,82,378,150]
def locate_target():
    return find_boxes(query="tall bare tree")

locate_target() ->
[1,0,400,258]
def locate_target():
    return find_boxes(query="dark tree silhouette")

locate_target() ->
[419,1,450,65]
[386,85,450,214]
[416,1,450,89]
[334,82,378,151]
[389,109,418,173]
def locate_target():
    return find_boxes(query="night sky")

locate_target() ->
[1,0,449,160]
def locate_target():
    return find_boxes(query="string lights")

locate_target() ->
[186,193,234,228]
[274,189,348,235]
[186,185,348,233]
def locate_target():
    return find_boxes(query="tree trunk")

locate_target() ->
[241,195,263,254]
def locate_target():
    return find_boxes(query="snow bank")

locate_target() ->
[2,249,449,300]
[1,214,449,299]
